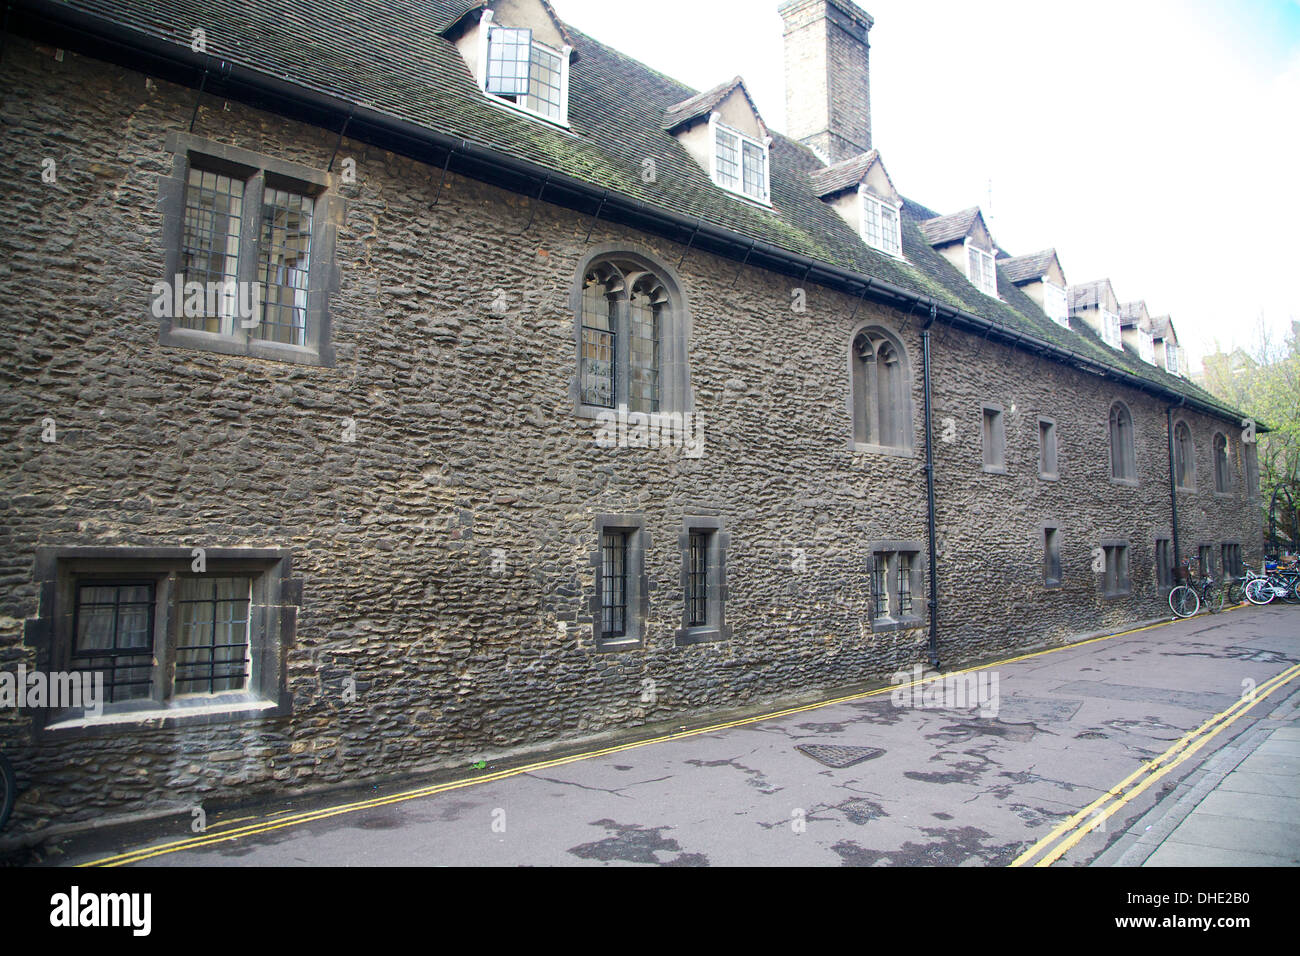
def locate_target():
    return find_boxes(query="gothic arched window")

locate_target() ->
[1214,432,1232,493]
[851,327,912,452]
[1174,421,1195,489]
[1109,401,1136,481]
[574,252,690,415]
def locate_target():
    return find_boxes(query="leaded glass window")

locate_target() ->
[180,168,244,334]
[485,27,532,95]
[257,188,314,347]
[580,270,617,408]
[628,276,662,414]
[715,127,741,191]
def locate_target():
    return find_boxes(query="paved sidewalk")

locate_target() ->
[1097,686,1300,867]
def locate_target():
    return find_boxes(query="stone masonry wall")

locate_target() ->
[0,40,1263,836]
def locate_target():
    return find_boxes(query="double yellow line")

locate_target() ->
[1011,661,1300,867]
[77,614,1229,867]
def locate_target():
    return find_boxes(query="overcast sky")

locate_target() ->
[550,0,1300,371]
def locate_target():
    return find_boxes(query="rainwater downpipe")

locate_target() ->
[922,304,941,669]
[1167,398,1186,569]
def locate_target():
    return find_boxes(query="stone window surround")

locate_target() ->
[1173,417,1197,492]
[1220,540,1243,579]
[868,539,925,634]
[1155,535,1174,593]
[674,516,732,647]
[981,402,1007,475]
[1108,399,1139,487]
[157,132,341,367]
[569,244,694,420]
[1212,431,1234,496]
[847,320,915,457]
[23,547,300,740]
[1040,521,1063,589]
[587,514,650,654]
[1037,416,1059,480]
[1099,537,1131,599]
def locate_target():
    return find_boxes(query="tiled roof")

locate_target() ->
[809,150,878,198]
[1119,301,1149,328]
[1070,280,1115,312]
[919,207,982,246]
[662,76,766,135]
[997,249,1061,285]
[24,0,1242,421]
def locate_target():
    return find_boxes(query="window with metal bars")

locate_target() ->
[686,531,710,628]
[175,576,252,695]
[600,531,629,640]
[870,547,922,628]
[72,581,156,704]
[896,553,913,616]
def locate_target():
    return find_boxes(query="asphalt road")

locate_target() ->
[51,604,1300,866]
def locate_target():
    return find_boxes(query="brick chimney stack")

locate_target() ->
[779,0,874,165]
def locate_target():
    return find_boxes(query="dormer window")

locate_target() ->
[712,118,770,204]
[966,243,997,297]
[1043,282,1069,328]
[474,12,571,126]
[1166,346,1181,375]
[1138,331,1156,364]
[1100,309,1123,349]
[862,192,902,257]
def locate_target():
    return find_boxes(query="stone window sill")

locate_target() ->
[40,695,283,739]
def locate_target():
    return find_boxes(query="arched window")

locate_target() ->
[1109,401,1136,481]
[1174,421,1194,489]
[574,252,690,415]
[851,327,912,452]
[1214,432,1231,493]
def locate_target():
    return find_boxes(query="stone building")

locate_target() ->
[0,0,1262,838]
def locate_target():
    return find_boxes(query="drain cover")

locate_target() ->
[796,745,885,768]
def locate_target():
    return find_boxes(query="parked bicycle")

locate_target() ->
[0,752,14,833]
[1245,561,1300,605]
[1169,558,1225,618]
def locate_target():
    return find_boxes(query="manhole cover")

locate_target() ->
[796,745,884,768]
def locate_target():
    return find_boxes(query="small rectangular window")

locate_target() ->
[714,127,741,191]
[1221,544,1241,580]
[967,246,996,297]
[1043,528,1062,588]
[600,531,629,640]
[1043,283,1069,327]
[1244,442,1259,496]
[1156,538,1172,590]
[982,406,1005,472]
[869,546,922,629]
[686,531,709,628]
[1038,419,1058,478]
[1103,544,1130,597]
[1198,545,1214,579]
[862,195,901,257]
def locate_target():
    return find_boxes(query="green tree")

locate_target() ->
[1199,319,1300,553]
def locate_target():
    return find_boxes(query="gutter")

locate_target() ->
[4,0,1256,429]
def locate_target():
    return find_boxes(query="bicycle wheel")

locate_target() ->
[1204,584,1226,614]
[0,753,14,833]
[1169,585,1199,618]
[1245,578,1274,605]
